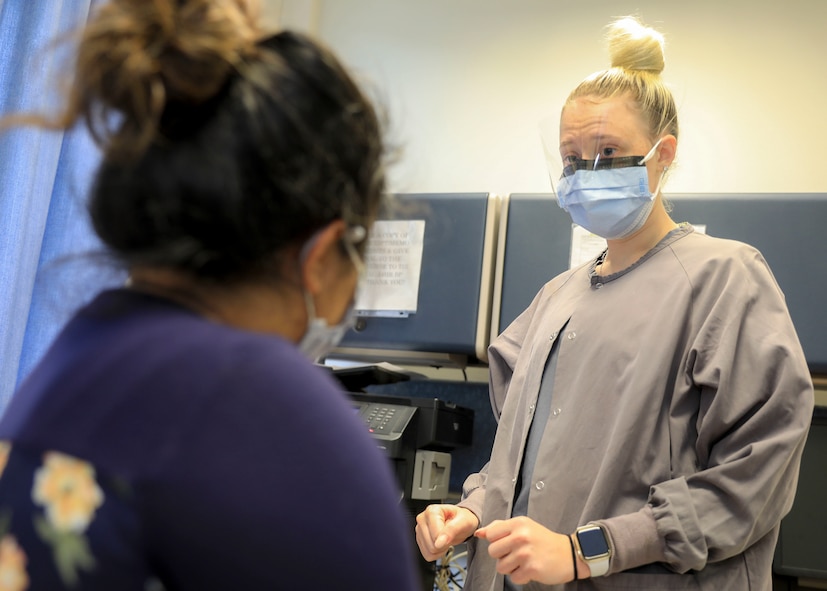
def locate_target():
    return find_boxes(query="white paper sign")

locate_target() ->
[569,225,607,269]
[355,220,426,317]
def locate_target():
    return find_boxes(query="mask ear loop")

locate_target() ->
[342,225,367,276]
[652,167,668,198]
[303,289,320,324]
[638,138,668,197]
[637,137,664,165]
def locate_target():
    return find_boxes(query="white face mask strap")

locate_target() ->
[342,226,367,276]
[303,289,319,325]
[638,137,669,197]
[638,137,664,165]
[652,168,667,198]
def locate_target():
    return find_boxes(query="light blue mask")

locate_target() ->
[298,294,356,363]
[297,225,366,363]
[555,139,664,239]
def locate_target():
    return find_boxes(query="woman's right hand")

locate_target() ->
[415,504,480,561]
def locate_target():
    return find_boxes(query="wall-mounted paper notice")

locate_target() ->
[355,220,426,317]
[569,225,607,269]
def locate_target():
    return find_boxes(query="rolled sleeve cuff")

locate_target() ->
[456,489,484,525]
[598,506,668,574]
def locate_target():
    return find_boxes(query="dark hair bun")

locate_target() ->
[73,0,261,156]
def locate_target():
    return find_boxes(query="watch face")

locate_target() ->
[577,527,610,558]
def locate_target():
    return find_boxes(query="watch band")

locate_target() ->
[574,524,611,577]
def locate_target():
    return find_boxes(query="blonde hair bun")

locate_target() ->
[606,16,665,74]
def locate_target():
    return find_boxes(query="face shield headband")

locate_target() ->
[562,154,647,177]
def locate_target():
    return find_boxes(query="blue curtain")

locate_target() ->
[0,0,121,414]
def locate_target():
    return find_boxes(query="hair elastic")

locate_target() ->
[569,535,578,581]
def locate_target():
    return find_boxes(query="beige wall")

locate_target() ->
[259,0,318,33]
[264,0,827,197]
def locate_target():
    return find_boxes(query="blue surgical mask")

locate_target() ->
[555,139,665,239]
[297,225,366,363]
[298,292,356,363]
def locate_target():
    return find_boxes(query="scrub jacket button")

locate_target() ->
[535,481,545,491]
[549,332,558,340]
[552,408,562,417]
[595,282,603,289]
[567,331,576,340]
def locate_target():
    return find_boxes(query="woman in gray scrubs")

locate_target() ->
[416,15,814,591]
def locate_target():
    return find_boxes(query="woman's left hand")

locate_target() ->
[475,516,582,585]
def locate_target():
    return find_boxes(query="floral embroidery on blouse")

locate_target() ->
[0,442,29,591]
[32,452,104,586]
[0,535,29,591]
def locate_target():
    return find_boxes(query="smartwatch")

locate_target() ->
[574,524,612,577]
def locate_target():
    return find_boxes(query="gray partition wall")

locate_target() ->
[335,192,499,366]
[494,194,571,337]
[495,193,827,373]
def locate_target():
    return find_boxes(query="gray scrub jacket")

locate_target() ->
[458,225,814,591]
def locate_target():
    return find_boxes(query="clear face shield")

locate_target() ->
[539,112,664,240]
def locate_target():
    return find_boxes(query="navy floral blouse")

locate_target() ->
[0,290,419,590]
